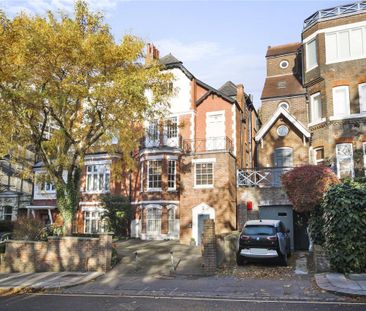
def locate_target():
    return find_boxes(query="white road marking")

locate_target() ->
[25,292,366,306]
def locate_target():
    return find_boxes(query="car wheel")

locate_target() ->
[280,252,288,266]
[236,251,245,266]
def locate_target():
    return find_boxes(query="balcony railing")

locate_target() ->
[183,137,233,154]
[140,134,183,149]
[237,167,293,188]
[303,1,366,30]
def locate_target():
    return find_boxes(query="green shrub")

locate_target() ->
[12,216,46,241]
[308,204,325,246]
[322,181,366,273]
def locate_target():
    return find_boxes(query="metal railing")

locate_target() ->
[140,134,183,149]
[237,167,293,188]
[304,1,366,30]
[183,137,233,154]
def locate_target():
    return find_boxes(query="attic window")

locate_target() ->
[277,81,287,89]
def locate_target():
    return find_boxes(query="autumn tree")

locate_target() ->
[281,165,340,246]
[0,1,172,234]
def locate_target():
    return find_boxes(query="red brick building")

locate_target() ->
[28,44,259,245]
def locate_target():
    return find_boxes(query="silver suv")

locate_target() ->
[236,219,291,266]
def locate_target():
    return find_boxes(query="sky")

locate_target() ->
[1,0,350,106]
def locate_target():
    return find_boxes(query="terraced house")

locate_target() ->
[130,44,259,245]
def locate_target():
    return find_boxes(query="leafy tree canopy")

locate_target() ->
[0,1,172,233]
[281,165,340,213]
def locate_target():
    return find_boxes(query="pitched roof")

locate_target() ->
[266,42,301,57]
[261,75,305,100]
[159,53,182,66]
[159,53,194,80]
[218,81,237,97]
[255,106,310,142]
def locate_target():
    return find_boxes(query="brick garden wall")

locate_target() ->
[0,234,112,273]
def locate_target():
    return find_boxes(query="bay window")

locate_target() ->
[147,207,161,235]
[148,160,162,190]
[168,160,176,190]
[84,211,104,234]
[86,164,110,193]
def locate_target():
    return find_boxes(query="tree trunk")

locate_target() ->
[56,168,81,236]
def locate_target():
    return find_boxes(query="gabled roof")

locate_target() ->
[159,53,194,80]
[218,81,237,97]
[255,106,310,142]
[159,53,182,66]
[196,79,239,109]
[261,75,305,100]
[266,42,301,58]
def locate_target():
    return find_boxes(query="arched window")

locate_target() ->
[167,205,177,234]
[146,205,162,235]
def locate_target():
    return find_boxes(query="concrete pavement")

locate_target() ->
[315,273,366,297]
[0,272,103,294]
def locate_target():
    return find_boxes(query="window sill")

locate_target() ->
[147,189,162,192]
[83,191,110,195]
[193,185,214,189]
[308,118,326,127]
[330,113,366,121]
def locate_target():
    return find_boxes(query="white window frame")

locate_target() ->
[86,164,110,193]
[167,160,176,191]
[147,160,162,191]
[278,101,289,110]
[332,86,350,117]
[309,92,323,124]
[146,205,162,236]
[336,143,354,179]
[167,205,176,235]
[314,147,325,165]
[84,211,104,234]
[140,161,144,192]
[193,159,215,189]
[306,38,318,71]
[325,26,366,64]
[0,206,13,221]
[359,83,366,113]
[41,181,56,193]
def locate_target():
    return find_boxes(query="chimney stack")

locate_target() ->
[146,43,160,64]
[236,84,245,111]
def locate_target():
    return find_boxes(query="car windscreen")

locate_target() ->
[243,225,276,236]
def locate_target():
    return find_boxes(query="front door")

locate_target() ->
[206,112,225,151]
[293,211,309,251]
[197,214,210,245]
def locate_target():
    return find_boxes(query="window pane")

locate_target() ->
[350,28,363,58]
[307,39,317,69]
[333,86,350,116]
[338,31,350,59]
[311,93,321,122]
[336,144,354,178]
[359,83,366,113]
[326,33,337,63]
[167,117,178,139]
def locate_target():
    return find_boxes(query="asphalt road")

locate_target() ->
[0,294,365,311]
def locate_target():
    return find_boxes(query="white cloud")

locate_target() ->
[155,39,221,62]
[2,0,119,16]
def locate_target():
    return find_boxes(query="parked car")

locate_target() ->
[236,219,291,266]
[0,232,11,242]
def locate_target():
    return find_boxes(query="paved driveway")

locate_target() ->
[111,239,204,277]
